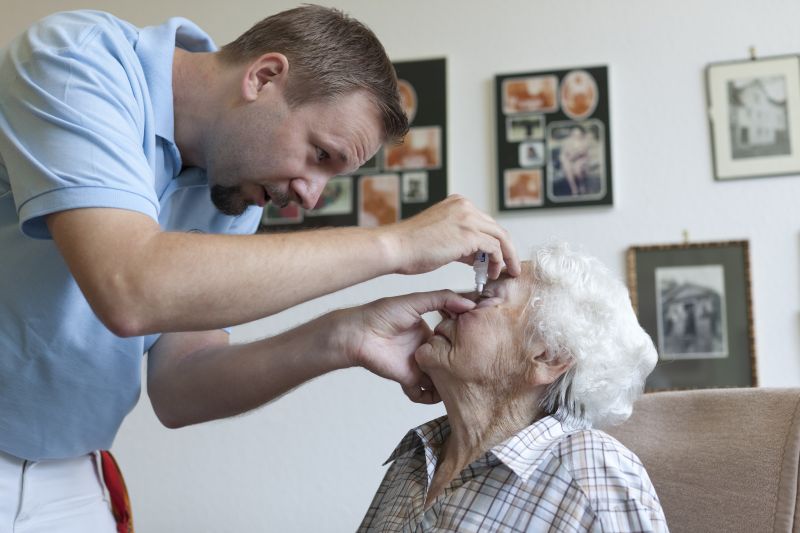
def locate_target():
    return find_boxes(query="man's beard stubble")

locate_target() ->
[210,184,249,216]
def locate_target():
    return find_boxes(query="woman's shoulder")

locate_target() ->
[555,427,649,478]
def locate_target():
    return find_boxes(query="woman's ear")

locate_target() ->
[525,348,573,386]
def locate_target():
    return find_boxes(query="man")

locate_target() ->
[360,242,666,532]
[0,5,519,531]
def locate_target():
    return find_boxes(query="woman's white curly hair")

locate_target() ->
[527,241,657,428]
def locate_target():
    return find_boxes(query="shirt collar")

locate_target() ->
[135,17,216,146]
[489,416,578,482]
[383,415,450,466]
[384,415,579,483]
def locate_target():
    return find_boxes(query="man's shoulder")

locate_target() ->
[23,10,138,50]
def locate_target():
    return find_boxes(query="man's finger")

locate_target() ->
[483,226,520,278]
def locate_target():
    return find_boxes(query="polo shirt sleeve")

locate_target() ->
[227,206,263,235]
[0,11,159,240]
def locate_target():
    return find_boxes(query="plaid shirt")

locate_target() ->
[359,415,667,532]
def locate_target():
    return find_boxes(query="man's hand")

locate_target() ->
[336,290,475,403]
[378,195,521,280]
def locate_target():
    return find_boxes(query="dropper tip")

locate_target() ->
[476,282,485,294]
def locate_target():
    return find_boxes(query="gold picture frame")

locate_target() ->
[627,240,756,391]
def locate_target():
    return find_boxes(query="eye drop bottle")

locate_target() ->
[473,251,488,294]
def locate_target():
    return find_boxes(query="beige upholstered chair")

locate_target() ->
[605,388,800,533]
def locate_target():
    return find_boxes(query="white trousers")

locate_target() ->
[0,449,116,533]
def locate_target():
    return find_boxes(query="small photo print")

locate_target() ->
[506,113,545,142]
[398,79,418,124]
[518,140,545,167]
[560,70,599,120]
[359,174,400,227]
[504,168,543,207]
[261,202,304,225]
[547,120,606,202]
[306,176,352,217]
[655,265,729,360]
[502,75,558,115]
[728,75,790,159]
[402,171,429,203]
[385,126,442,170]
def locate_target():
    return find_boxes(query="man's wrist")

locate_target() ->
[321,309,362,370]
[373,224,404,275]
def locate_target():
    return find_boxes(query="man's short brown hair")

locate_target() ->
[220,4,409,144]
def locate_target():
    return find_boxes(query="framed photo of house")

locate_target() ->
[626,241,756,392]
[706,55,800,180]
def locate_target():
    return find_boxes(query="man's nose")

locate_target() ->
[294,175,329,210]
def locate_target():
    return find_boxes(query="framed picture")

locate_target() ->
[626,241,756,391]
[706,55,800,180]
[495,66,612,211]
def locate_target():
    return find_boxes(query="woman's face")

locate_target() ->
[415,262,537,386]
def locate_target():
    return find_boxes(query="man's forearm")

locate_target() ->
[48,207,400,336]
[132,227,397,333]
[147,311,350,428]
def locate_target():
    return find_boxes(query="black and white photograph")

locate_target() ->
[729,75,790,159]
[707,55,800,180]
[518,140,545,167]
[546,120,605,202]
[506,113,545,142]
[655,265,728,359]
[627,241,756,392]
[495,65,612,211]
[402,171,428,203]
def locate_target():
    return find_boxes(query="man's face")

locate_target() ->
[206,89,384,215]
[415,262,537,386]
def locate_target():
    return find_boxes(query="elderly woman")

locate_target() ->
[359,242,667,532]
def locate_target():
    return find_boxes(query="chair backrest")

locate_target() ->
[605,388,800,533]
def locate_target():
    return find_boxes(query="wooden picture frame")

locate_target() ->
[627,241,756,391]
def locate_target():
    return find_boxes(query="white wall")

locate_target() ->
[4,0,800,531]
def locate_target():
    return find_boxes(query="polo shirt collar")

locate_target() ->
[135,17,216,146]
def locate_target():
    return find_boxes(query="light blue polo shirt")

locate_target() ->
[0,10,262,460]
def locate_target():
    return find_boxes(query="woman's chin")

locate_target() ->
[414,341,447,373]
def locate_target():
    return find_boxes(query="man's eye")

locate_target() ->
[316,146,330,162]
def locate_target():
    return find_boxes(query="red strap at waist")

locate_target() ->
[100,450,134,533]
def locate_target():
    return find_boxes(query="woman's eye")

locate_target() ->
[316,146,330,162]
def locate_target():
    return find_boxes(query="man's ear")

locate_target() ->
[241,53,289,102]
[524,347,573,387]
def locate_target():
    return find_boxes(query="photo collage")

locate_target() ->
[495,66,613,211]
[260,58,448,231]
